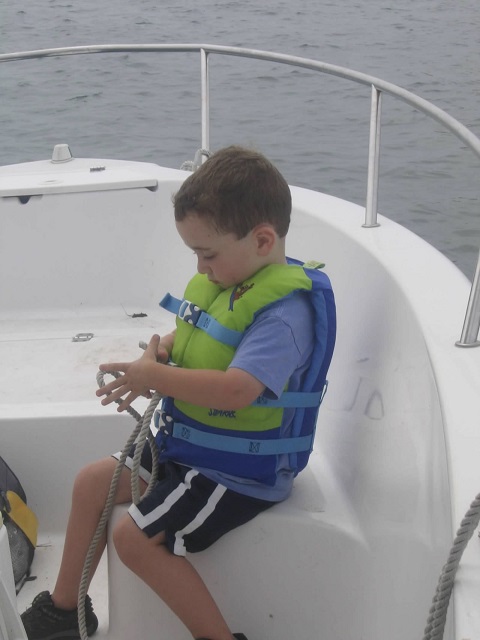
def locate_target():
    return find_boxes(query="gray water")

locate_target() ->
[1,0,479,276]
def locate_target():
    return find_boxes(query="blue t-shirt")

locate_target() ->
[196,290,315,501]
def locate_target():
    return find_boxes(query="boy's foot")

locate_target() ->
[21,591,98,640]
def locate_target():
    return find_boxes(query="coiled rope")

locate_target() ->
[422,492,480,640]
[77,349,163,640]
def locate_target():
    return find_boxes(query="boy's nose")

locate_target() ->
[196,256,210,275]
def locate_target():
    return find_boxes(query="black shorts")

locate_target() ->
[113,441,275,556]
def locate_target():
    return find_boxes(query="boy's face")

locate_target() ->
[176,211,264,289]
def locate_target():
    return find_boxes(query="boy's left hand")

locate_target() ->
[96,334,161,412]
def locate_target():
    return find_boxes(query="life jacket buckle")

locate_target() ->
[178,299,202,326]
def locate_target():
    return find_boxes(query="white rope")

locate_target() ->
[77,361,163,640]
[180,148,211,171]
[422,493,480,640]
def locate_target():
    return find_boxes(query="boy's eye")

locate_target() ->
[194,251,215,261]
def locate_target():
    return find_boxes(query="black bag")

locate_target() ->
[0,455,38,592]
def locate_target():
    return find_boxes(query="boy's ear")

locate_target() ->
[253,224,277,255]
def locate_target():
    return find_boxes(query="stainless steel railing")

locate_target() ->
[0,43,479,346]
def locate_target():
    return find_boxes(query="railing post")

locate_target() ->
[363,85,382,228]
[200,48,210,152]
[456,249,480,347]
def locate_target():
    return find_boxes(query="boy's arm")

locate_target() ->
[96,334,265,413]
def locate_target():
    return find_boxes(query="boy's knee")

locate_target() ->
[112,515,138,566]
[112,514,144,570]
[72,457,115,504]
[113,515,163,568]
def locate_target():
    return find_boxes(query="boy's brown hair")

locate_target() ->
[173,146,291,238]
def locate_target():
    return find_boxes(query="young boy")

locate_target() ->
[21,146,336,640]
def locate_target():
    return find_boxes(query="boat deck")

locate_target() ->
[6,308,174,636]
[0,308,173,413]
[17,538,109,637]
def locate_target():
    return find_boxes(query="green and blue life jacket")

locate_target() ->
[154,257,336,486]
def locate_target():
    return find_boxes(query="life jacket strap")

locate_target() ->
[253,389,324,408]
[160,293,243,347]
[171,423,313,455]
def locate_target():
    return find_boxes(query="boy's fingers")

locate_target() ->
[101,385,127,406]
[145,334,160,354]
[96,374,125,396]
[99,362,126,373]
[117,392,138,412]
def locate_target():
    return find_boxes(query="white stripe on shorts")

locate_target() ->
[173,483,228,556]
[129,468,199,530]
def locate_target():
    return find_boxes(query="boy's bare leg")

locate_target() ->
[113,515,235,640]
[51,457,144,610]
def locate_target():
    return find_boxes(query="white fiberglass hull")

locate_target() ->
[1,152,479,639]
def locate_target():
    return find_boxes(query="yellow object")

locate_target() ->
[5,490,38,548]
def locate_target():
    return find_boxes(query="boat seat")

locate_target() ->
[106,465,365,640]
